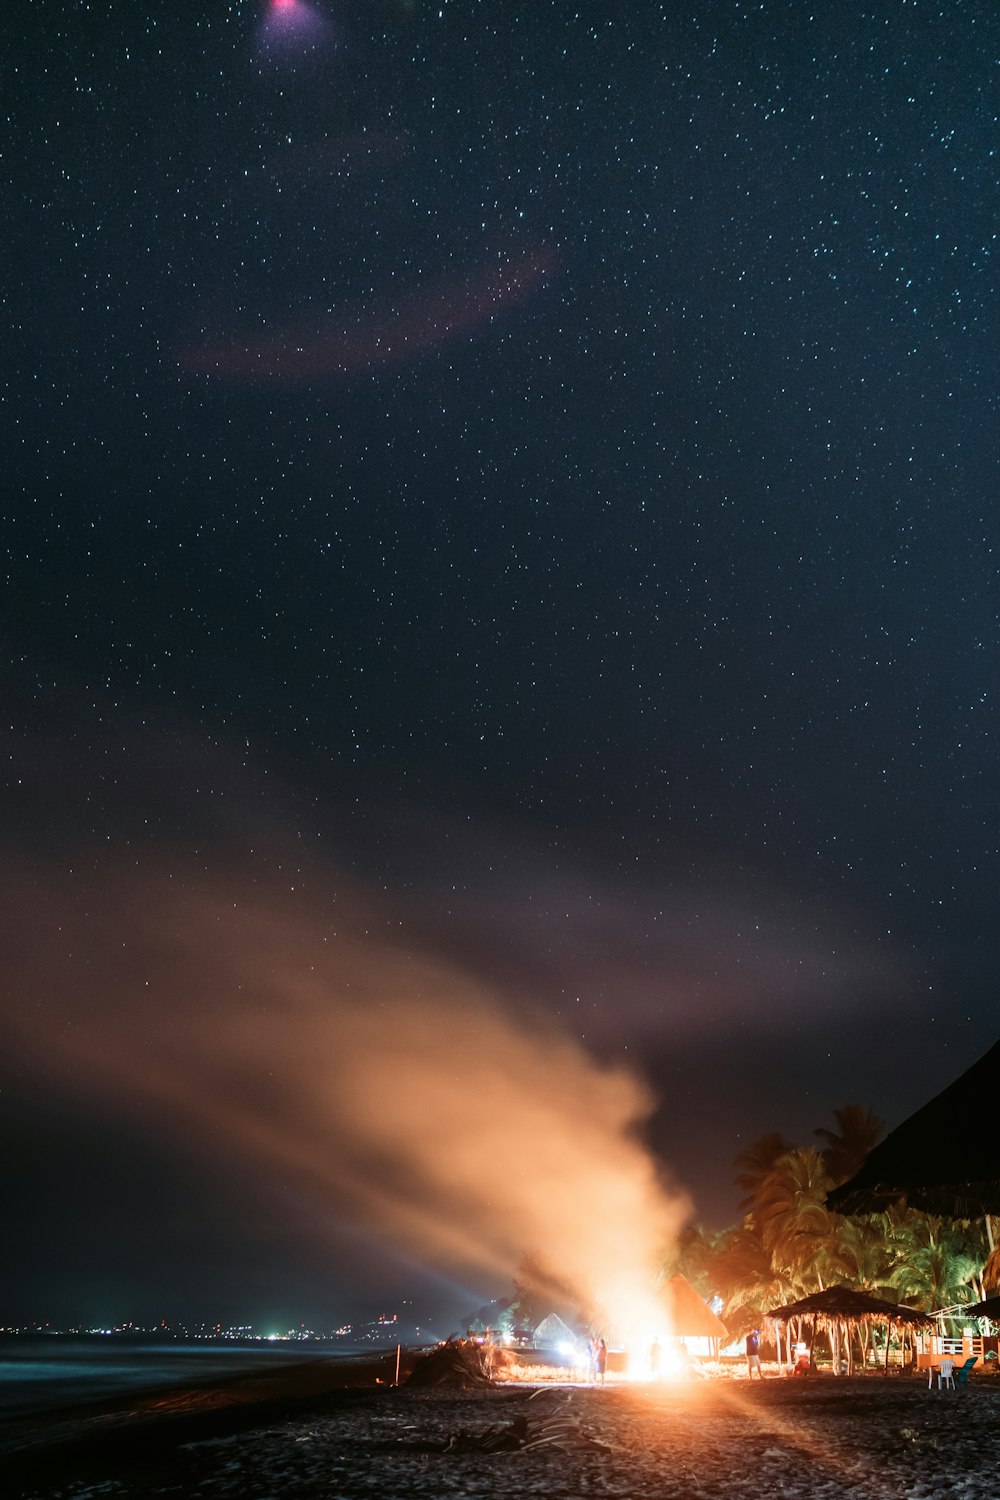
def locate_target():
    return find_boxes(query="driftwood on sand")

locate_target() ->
[395,1390,617,1455]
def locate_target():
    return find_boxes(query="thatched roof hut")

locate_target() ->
[828,1036,1000,1218]
[659,1274,729,1340]
[767,1284,931,1375]
[768,1284,931,1327]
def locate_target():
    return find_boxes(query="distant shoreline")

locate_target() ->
[0,1347,413,1489]
[0,1335,414,1418]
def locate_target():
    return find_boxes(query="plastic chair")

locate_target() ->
[937,1358,955,1390]
[954,1356,978,1388]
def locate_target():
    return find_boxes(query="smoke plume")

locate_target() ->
[1,843,689,1334]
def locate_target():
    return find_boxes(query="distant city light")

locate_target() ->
[1,1312,417,1343]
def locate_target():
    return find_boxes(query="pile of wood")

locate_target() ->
[405,1339,497,1388]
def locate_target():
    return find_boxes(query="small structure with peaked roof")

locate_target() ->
[660,1273,729,1341]
[533,1312,579,1350]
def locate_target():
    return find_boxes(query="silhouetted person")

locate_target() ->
[746,1329,763,1379]
[649,1337,661,1379]
[586,1335,598,1382]
[595,1337,608,1384]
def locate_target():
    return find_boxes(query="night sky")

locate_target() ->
[3,0,999,1330]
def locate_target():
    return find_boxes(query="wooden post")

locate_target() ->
[394,1344,401,1387]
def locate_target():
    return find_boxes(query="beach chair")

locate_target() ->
[936,1359,955,1390]
[953,1356,978,1388]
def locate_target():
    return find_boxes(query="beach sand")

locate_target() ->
[4,1364,1000,1499]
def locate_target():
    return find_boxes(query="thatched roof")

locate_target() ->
[828,1036,1000,1218]
[963,1295,1000,1321]
[659,1273,729,1339]
[767,1284,931,1327]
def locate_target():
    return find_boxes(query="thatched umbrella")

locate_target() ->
[827,1037,1000,1218]
[767,1284,931,1375]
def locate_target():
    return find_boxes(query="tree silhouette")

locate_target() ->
[814,1104,885,1187]
[733,1132,793,1213]
[756,1146,841,1292]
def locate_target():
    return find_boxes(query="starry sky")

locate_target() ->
[3,0,999,1329]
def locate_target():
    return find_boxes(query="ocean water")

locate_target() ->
[0,1336,371,1418]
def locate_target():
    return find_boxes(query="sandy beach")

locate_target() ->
[5,1361,1000,1500]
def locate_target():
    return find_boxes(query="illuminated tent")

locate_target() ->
[659,1274,729,1340]
[828,1036,1000,1218]
[533,1312,578,1349]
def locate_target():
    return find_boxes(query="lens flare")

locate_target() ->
[257,0,333,67]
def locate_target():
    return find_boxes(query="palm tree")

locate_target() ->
[660,1223,726,1302]
[755,1146,842,1293]
[733,1132,793,1213]
[982,1217,1000,1291]
[836,1212,894,1291]
[709,1220,796,1346]
[814,1104,885,1187]
[888,1213,983,1311]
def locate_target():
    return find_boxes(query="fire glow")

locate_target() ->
[0,830,692,1329]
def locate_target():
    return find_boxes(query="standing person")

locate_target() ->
[649,1337,661,1380]
[586,1335,598,1383]
[595,1337,608,1385]
[746,1329,763,1379]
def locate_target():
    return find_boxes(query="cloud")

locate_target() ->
[179,250,555,382]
